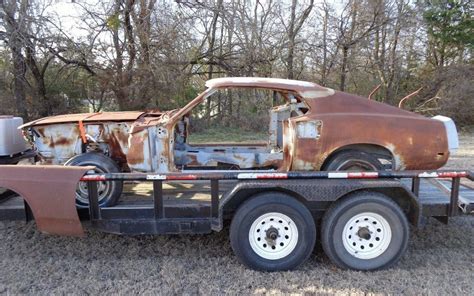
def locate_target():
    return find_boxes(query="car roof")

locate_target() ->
[205,77,335,99]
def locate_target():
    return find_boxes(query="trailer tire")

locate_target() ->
[230,192,316,271]
[321,191,409,271]
[64,153,122,207]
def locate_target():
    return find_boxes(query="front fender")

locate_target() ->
[0,165,92,236]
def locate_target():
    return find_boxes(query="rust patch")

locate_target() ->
[127,130,146,165]
[36,127,46,138]
[53,137,73,146]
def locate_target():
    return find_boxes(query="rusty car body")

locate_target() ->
[21,77,458,172]
[19,77,459,205]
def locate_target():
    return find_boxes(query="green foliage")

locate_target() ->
[106,13,120,31]
[423,0,474,53]
[173,84,200,107]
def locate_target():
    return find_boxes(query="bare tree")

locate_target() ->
[283,0,314,79]
[1,0,30,119]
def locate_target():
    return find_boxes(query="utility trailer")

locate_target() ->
[0,166,473,271]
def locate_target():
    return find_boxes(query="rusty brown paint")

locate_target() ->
[36,127,46,138]
[289,91,449,170]
[53,137,73,146]
[20,111,148,128]
[0,165,91,236]
[127,129,147,166]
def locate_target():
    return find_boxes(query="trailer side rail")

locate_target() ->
[79,169,473,235]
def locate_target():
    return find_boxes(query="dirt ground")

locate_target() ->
[0,136,473,295]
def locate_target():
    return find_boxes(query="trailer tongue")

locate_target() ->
[0,166,473,271]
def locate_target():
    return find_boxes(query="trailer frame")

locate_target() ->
[78,170,474,235]
[1,167,473,271]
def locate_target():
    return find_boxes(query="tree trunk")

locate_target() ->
[10,45,29,119]
[2,0,29,119]
[340,46,349,91]
[321,5,329,85]
[205,0,223,124]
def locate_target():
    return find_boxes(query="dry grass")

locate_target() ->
[0,135,473,295]
[445,133,474,169]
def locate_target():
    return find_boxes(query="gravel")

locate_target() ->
[0,136,473,295]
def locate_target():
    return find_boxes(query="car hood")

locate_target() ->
[20,111,162,128]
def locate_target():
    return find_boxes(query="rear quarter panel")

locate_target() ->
[289,95,449,170]
[311,114,448,170]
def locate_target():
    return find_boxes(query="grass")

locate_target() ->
[188,126,268,144]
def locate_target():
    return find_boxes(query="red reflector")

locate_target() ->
[167,175,198,180]
[80,175,106,181]
[438,172,468,178]
[347,172,379,179]
[256,174,288,179]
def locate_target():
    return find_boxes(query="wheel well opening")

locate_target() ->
[0,187,35,221]
[322,144,394,170]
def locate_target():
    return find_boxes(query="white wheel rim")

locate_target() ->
[342,212,392,260]
[249,212,299,260]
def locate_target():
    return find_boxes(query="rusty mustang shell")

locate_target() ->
[0,165,91,236]
[20,77,453,175]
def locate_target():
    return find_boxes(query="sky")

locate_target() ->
[43,0,338,41]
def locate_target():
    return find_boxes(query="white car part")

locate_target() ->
[433,115,459,154]
[0,116,27,156]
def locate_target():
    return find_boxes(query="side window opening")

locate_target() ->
[173,88,307,171]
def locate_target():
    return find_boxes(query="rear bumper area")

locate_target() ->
[433,115,459,154]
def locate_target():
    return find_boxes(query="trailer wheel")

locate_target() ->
[230,192,316,271]
[64,153,122,207]
[321,191,409,271]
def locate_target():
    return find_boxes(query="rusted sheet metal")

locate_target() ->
[174,146,283,169]
[20,77,452,175]
[289,91,449,170]
[398,87,423,109]
[21,111,161,169]
[29,122,132,170]
[20,111,149,128]
[0,165,91,236]
[368,84,381,100]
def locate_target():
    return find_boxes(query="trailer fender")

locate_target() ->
[0,165,93,236]
[215,179,420,231]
